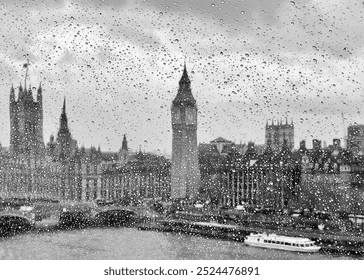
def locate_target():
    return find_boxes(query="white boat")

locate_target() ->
[244,233,321,253]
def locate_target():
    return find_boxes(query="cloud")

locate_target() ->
[0,0,363,152]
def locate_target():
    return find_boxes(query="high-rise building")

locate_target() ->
[171,63,200,201]
[347,124,364,156]
[265,118,294,152]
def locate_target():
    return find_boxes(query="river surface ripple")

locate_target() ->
[0,227,361,260]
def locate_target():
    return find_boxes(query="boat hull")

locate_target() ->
[244,240,321,253]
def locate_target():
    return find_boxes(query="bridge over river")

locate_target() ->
[0,199,152,235]
[59,203,144,228]
[2,199,363,256]
[0,210,35,235]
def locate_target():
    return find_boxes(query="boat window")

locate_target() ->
[264,240,267,243]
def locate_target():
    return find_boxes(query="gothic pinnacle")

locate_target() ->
[62,97,66,114]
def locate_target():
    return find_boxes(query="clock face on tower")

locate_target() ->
[172,107,181,123]
[185,107,196,124]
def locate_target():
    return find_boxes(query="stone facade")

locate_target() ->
[1,78,171,203]
[9,83,45,156]
[198,139,301,208]
[0,147,171,203]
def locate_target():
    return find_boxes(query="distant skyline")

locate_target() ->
[0,0,363,153]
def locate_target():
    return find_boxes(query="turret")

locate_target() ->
[9,85,15,125]
[26,85,34,102]
[37,83,43,138]
[18,83,24,101]
[10,84,15,103]
[37,82,42,103]
[121,134,128,151]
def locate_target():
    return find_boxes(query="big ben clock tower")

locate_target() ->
[171,63,200,201]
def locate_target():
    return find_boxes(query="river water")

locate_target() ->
[0,227,361,260]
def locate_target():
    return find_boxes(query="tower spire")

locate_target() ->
[179,61,190,85]
[122,134,128,151]
[23,60,30,89]
[173,63,195,106]
[59,96,68,129]
[62,96,66,114]
[57,97,72,161]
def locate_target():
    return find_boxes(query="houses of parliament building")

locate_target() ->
[1,65,362,213]
[0,73,171,204]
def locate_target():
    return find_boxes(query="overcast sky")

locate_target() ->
[0,0,363,153]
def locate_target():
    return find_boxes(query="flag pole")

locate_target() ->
[23,61,30,89]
